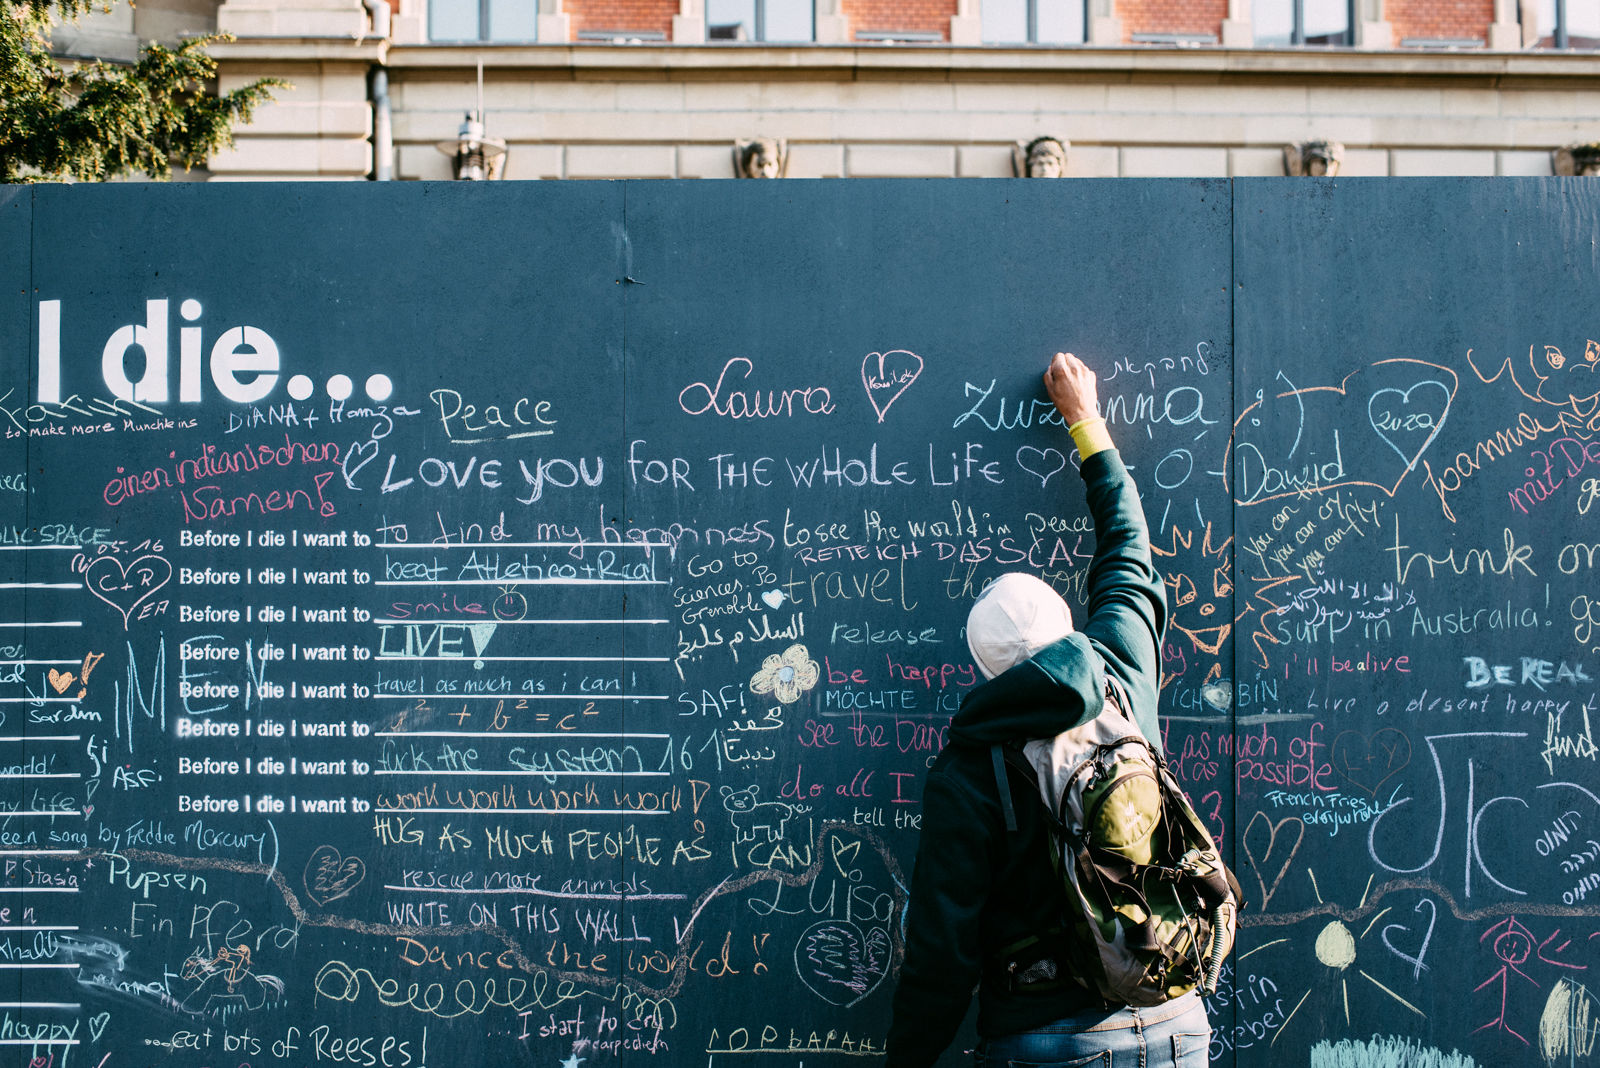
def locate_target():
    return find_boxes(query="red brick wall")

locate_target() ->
[1117,0,1226,40]
[843,0,956,37]
[1387,0,1491,41]
[570,0,676,38]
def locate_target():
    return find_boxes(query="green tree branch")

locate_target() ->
[1,0,287,182]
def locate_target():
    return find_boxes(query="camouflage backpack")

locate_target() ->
[991,676,1242,1007]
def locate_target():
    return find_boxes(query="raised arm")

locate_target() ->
[1044,352,1168,743]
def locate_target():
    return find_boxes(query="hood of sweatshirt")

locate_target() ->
[946,631,1105,746]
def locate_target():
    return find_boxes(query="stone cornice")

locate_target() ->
[209,38,388,61]
[376,42,1600,85]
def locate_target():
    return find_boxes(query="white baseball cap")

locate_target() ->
[965,572,1075,680]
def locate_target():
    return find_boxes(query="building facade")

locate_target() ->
[106,0,1600,178]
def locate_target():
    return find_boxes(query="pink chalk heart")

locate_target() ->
[84,554,172,629]
[794,920,890,1007]
[861,350,923,423]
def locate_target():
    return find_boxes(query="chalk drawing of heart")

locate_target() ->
[1330,728,1411,798]
[1380,897,1436,980]
[84,554,172,629]
[304,844,366,907]
[342,438,379,488]
[47,669,74,694]
[761,590,785,610]
[1016,446,1068,488]
[794,921,891,1007]
[861,350,923,423]
[1367,380,1450,474]
[1200,679,1232,712]
[1241,812,1304,911]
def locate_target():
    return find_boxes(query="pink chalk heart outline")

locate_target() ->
[861,350,924,423]
[84,553,172,629]
[794,920,891,1007]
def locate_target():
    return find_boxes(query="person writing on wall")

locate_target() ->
[887,352,1210,1066]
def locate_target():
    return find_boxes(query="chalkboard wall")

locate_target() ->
[2,179,1596,1068]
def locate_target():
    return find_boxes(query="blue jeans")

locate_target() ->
[975,991,1211,1068]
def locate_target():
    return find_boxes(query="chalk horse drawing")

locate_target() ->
[179,943,286,1015]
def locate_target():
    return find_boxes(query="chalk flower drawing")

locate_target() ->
[750,644,820,704]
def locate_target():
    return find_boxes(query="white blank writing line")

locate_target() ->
[374,694,667,701]
[0,699,80,704]
[706,1051,884,1058]
[0,1003,80,1009]
[0,960,80,964]
[376,579,664,586]
[375,619,669,625]
[378,731,670,739]
[0,1039,79,1046]
[375,770,670,777]
[0,850,80,856]
[377,656,668,663]
[9,660,80,665]
[0,886,80,894]
[11,774,80,779]
[0,546,80,551]
[0,736,80,742]
[0,926,78,932]
[376,808,667,816]
[381,542,671,549]
[0,583,79,590]
[0,622,80,628]
[383,883,684,900]
[0,811,82,817]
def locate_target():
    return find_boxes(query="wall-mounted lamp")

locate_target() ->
[436,61,507,180]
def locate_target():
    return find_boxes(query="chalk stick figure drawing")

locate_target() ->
[722,785,793,843]
[1474,916,1587,1045]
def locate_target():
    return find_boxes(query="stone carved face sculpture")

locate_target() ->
[1284,140,1344,177]
[735,137,787,178]
[1014,136,1068,178]
[1554,144,1600,176]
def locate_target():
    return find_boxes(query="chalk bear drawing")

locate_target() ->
[721,785,793,843]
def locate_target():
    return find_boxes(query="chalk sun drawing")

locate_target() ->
[1265,872,1429,1048]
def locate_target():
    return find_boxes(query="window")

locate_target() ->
[706,0,813,40]
[981,0,1085,43]
[430,0,538,41]
[1532,0,1600,46]
[1253,0,1351,44]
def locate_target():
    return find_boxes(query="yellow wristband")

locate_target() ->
[1068,416,1113,460]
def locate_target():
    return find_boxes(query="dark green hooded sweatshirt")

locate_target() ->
[886,448,1169,1068]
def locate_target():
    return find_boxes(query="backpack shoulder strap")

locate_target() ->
[1104,672,1133,717]
[991,745,1018,833]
